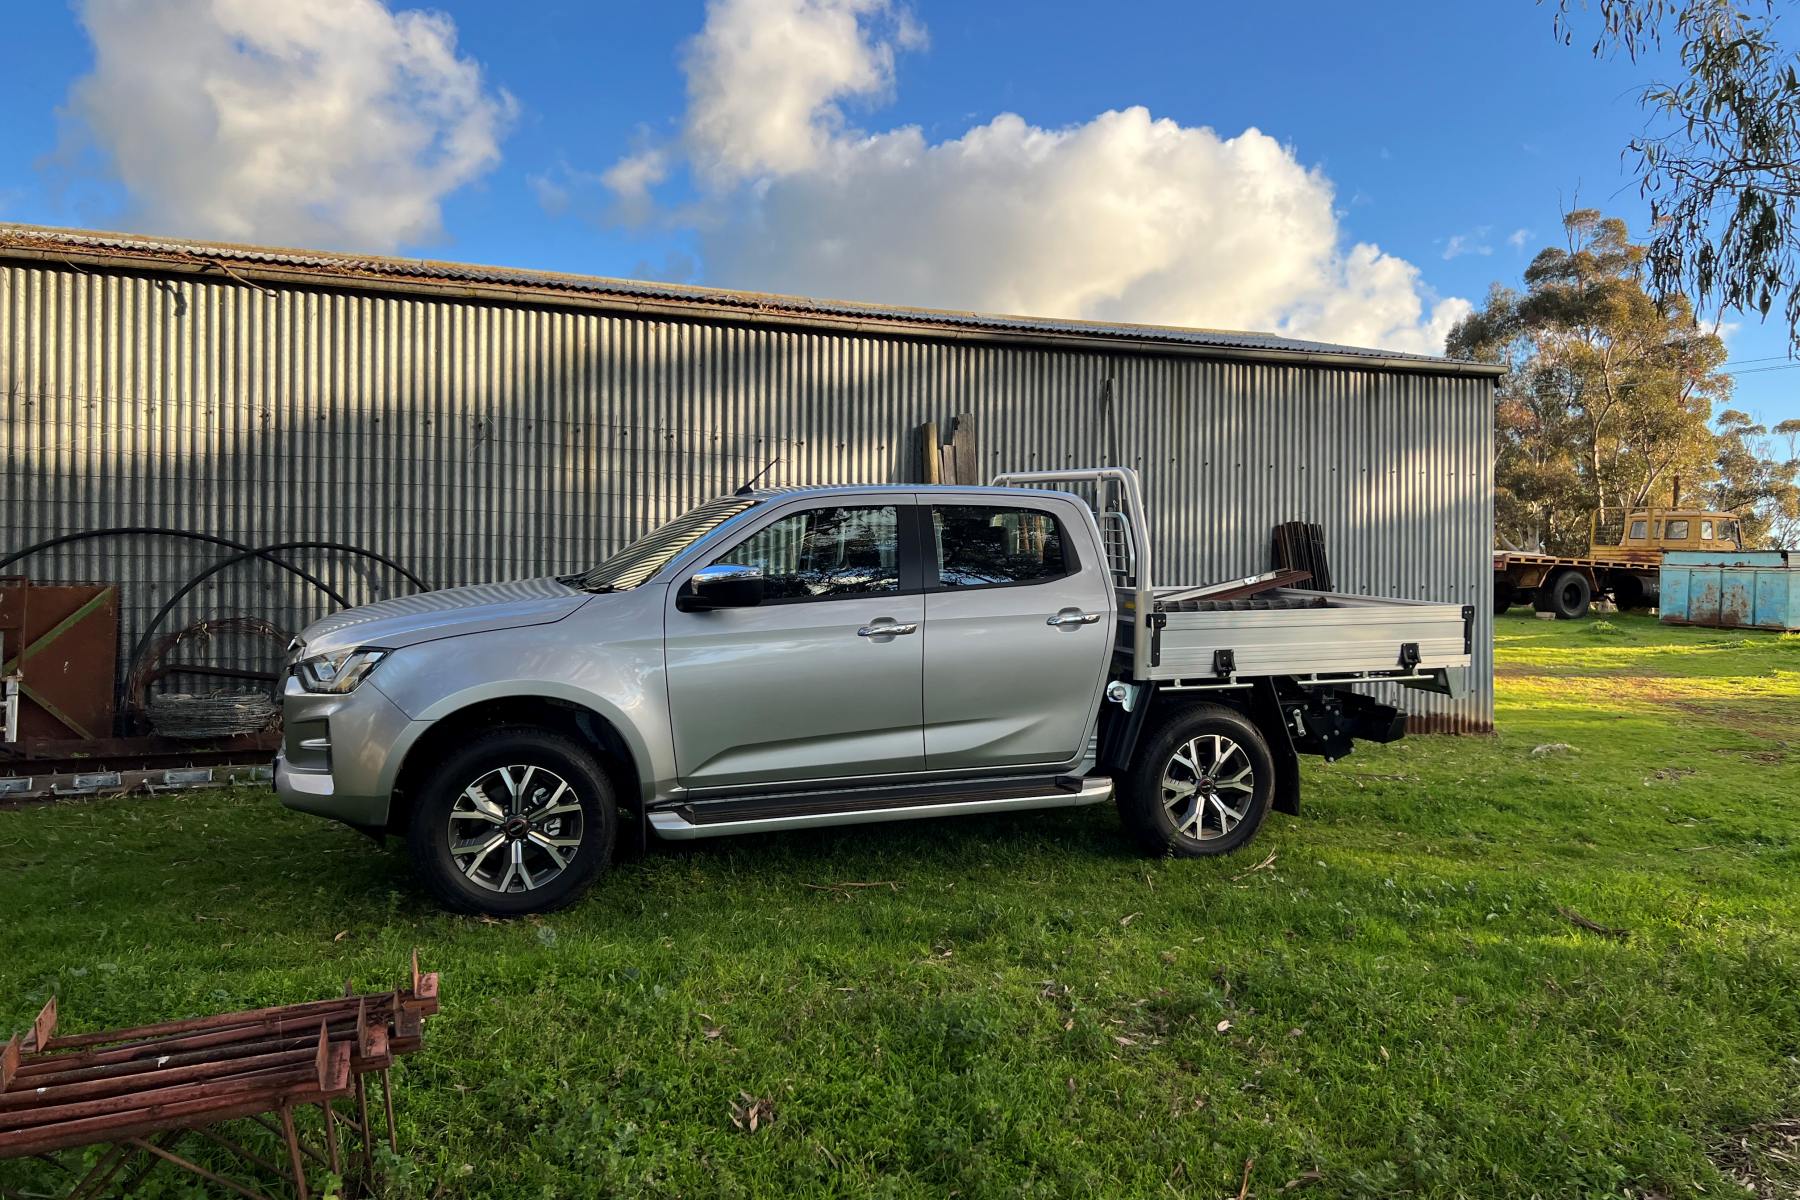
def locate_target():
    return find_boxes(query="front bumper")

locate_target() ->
[274,675,420,829]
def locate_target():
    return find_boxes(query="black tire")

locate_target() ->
[1533,569,1592,619]
[1494,582,1515,615]
[1117,703,1275,858]
[406,726,616,916]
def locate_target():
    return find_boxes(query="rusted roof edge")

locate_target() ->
[0,226,1507,380]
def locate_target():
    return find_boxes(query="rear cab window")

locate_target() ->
[1666,519,1690,540]
[1628,520,1647,540]
[930,505,1071,589]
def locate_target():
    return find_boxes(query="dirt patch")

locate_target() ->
[1712,1118,1800,1198]
[1664,698,1800,742]
[1507,672,1800,741]
[1495,663,1622,679]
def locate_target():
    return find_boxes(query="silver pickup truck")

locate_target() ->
[276,467,1471,915]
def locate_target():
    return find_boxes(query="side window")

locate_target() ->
[715,506,899,600]
[932,505,1067,588]
[1666,519,1690,540]
[1700,519,1714,540]
[1629,520,1647,540]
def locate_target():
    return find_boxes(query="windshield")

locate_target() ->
[571,496,757,591]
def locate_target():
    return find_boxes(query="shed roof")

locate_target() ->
[0,223,1503,378]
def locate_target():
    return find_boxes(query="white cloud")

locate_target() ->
[1507,227,1532,251]
[679,0,920,186]
[1442,228,1494,260]
[598,0,1466,356]
[63,0,515,252]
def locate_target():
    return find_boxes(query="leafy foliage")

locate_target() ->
[1711,408,1800,543]
[1555,0,1800,349]
[1449,211,1732,551]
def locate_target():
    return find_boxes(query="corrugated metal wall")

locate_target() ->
[1,261,1493,731]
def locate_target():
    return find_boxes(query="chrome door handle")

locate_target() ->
[1047,611,1101,627]
[857,621,918,637]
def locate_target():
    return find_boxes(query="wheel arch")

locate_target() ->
[386,692,648,837]
[1113,683,1300,816]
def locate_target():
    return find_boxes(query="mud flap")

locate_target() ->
[1249,677,1302,817]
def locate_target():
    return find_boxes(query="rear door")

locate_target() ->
[663,498,927,789]
[920,498,1114,771]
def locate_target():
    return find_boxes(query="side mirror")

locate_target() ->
[678,563,765,612]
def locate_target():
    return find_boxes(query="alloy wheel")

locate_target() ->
[447,764,584,893]
[1161,733,1254,841]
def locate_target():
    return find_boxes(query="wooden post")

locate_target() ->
[918,421,941,484]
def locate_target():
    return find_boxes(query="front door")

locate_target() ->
[664,500,925,789]
[922,500,1114,770]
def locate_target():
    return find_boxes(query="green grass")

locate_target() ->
[3,613,1798,1198]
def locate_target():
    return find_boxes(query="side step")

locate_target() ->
[649,775,1115,840]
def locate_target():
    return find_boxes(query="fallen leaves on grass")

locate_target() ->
[803,880,900,901]
[1282,1169,1324,1190]
[1556,905,1631,940]
[1215,1019,1233,1033]
[1531,742,1576,756]
[1119,911,1142,927]
[1231,850,1278,882]
[1711,1117,1800,1198]
[729,1092,775,1133]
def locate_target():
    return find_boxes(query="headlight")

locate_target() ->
[293,647,390,694]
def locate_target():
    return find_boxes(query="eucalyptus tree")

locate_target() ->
[1450,211,1729,552]
[1555,0,1800,350]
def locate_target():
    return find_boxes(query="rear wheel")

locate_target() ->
[1117,703,1274,857]
[1494,582,1515,615]
[406,727,616,916]
[1533,569,1592,619]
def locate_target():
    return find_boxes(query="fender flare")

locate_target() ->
[381,681,662,808]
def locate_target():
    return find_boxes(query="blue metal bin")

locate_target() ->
[1660,551,1800,630]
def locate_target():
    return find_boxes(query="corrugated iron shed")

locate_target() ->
[0,222,1496,732]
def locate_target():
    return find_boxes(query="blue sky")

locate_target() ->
[1,0,1794,424]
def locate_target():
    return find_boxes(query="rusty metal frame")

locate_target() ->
[1,954,437,1199]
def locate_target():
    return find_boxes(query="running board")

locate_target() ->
[649,776,1115,840]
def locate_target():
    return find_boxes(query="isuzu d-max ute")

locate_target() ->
[276,467,1472,915]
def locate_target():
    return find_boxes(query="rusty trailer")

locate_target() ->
[0,954,438,1199]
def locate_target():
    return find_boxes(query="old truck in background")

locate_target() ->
[276,467,1472,916]
[1494,507,1746,619]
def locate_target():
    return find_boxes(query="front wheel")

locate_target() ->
[1117,703,1275,857]
[406,727,617,915]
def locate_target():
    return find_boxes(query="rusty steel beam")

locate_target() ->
[0,955,437,1199]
